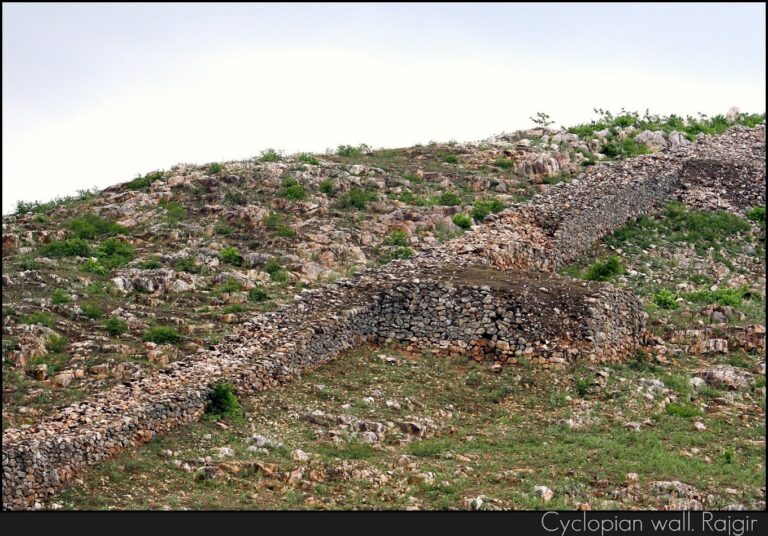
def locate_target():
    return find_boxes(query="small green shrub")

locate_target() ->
[160,201,187,225]
[174,257,199,274]
[96,238,135,269]
[258,148,283,162]
[653,289,679,310]
[575,377,592,398]
[584,256,623,281]
[51,289,71,305]
[336,144,370,157]
[221,304,244,314]
[385,230,410,247]
[43,238,92,258]
[279,177,307,200]
[216,278,244,294]
[438,191,462,206]
[436,151,459,164]
[81,258,108,275]
[379,246,413,263]
[493,157,515,170]
[297,153,320,165]
[601,137,650,159]
[471,199,505,222]
[224,188,246,206]
[319,179,335,196]
[206,382,243,420]
[127,171,164,190]
[263,212,295,237]
[215,221,234,236]
[142,326,181,344]
[208,163,224,174]
[104,316,128,336]
[452,213,473,229]
[139,257,163,269]
[264,258,287,282]
[219,246,243,266]
[339,188,377,210]
[45,334,69,353]
[69,214,127,240]
[80,303,103,320]
[746,206,765,229]
[21,312,55,327]
[248,287,270,302]
[684,285,758,307]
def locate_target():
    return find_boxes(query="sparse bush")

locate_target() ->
[206,381,243,420]
[45,334,69,353]
[385,230,410,247]
[80,303,103,320]
[160,200,187,225]
[214,221,234,236]
[684,285,758,307]
[96,238,135,269]
[142,326,181,344]
[81,258,108,275]
[336,144,371,157]
[436,151,459,164]
[222,304,244,314]
[258,148,283,162]
[43,238,92,258]
[51,289,71,305]
[264,258,288,282]
[224,188,247,206]
[601,137,650,159]
[379,246,413,263]
[471,199,505,222]
[248,287,270,302]
[21,312,55,327]
[263,212,296,238]
[746,206,765,229]
[69,214,127,240]
[319,179,335,196]
[653,288,679,311]
[297,153,320,165]
[216,277,244,294]
[339,188,377,210]
[584,256,623,281]
[104,316,128,336]
[219,246,243,266]
[530,111,554,128]
[139,257,163,269]
[174,257,199,274]
[452,213,472,229]
[127,170,164,190]
[208,163,224,174]
[438,191,462,206]
[493,157,515,169]
[279,177,307,200]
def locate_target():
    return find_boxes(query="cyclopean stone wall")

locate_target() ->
[2,125,765,510]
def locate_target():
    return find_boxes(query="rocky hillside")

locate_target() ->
[2,109,764,441]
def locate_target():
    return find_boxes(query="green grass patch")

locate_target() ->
[142,326,182,345]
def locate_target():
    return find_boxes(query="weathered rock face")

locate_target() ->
[2,125,765,510]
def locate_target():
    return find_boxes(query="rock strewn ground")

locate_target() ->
[2,124,765,509]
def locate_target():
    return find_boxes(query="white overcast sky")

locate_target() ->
[2,3,766,214]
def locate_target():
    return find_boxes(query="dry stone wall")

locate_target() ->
[2,125,765,509]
